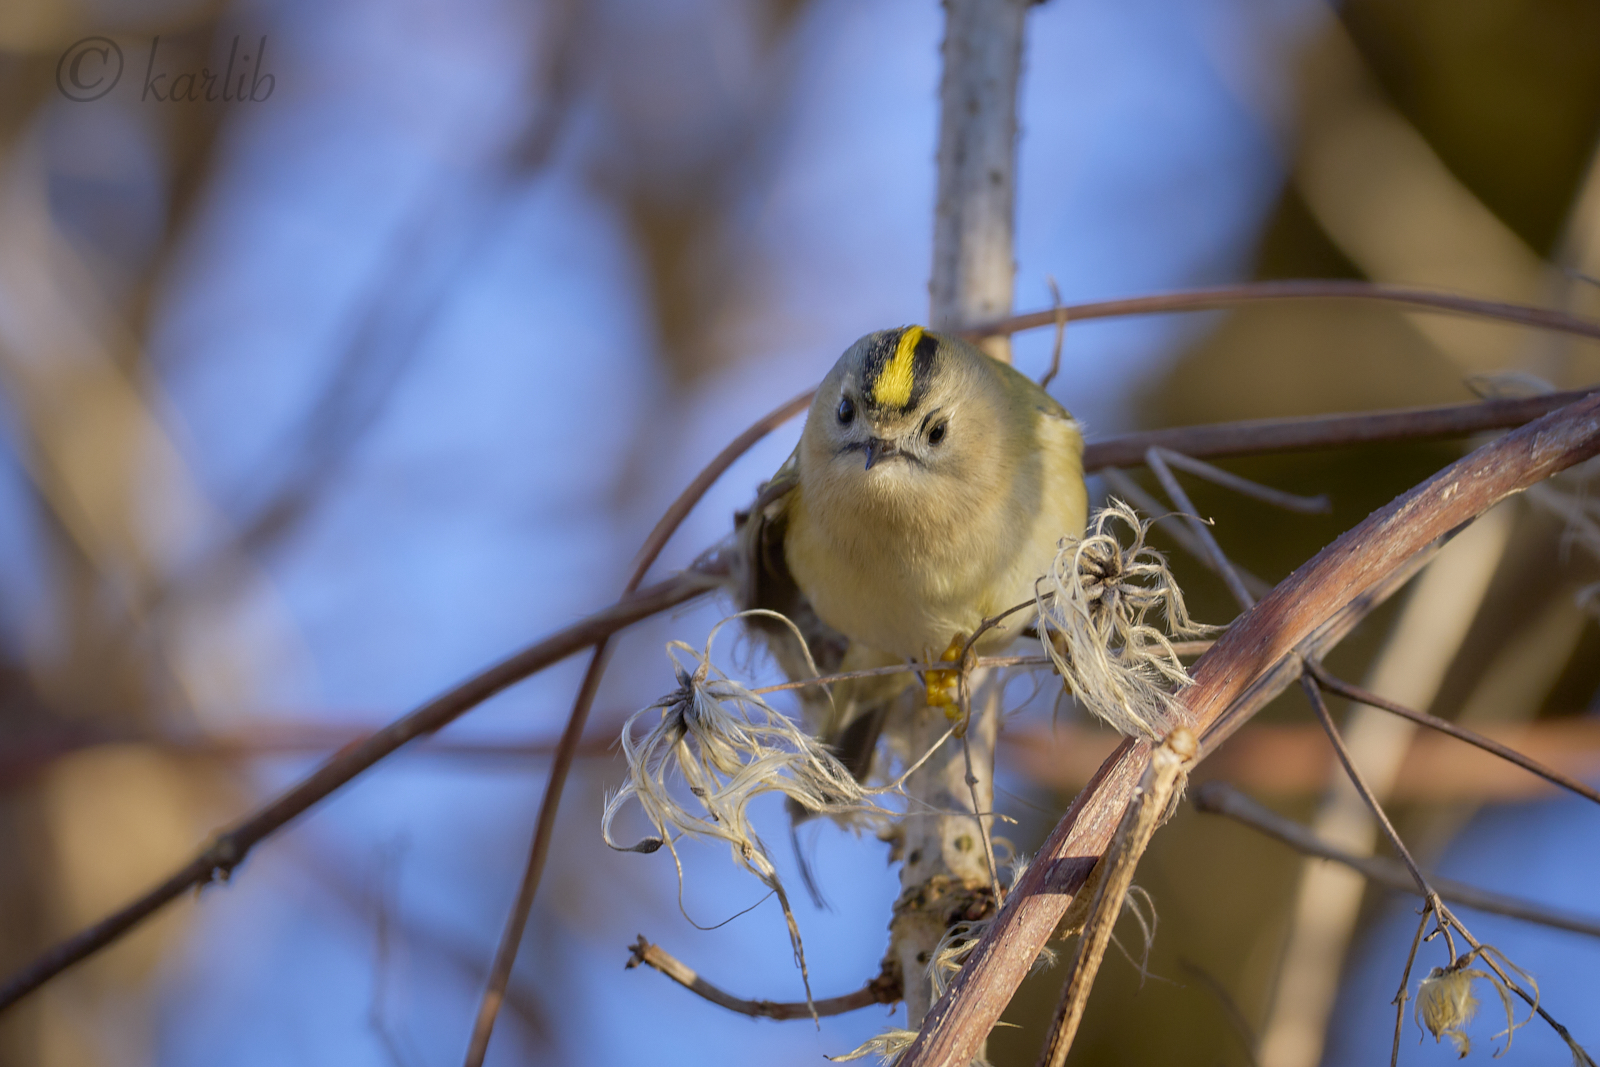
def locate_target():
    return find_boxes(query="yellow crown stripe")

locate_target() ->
[872,325,923,408]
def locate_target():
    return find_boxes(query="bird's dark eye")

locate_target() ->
[837,396,855,425]
[927,420,947,445]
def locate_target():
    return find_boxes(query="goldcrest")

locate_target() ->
[733,325,1087,879]
[786,326,1087,665]
[740,325,1086,728]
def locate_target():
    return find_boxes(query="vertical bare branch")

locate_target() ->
[1390,904,1434,1067]
[931,0,1029,363]
[891,0,1031,1030]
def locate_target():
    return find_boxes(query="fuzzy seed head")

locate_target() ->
[1418,966,1480,1058]
[1035,501,1213,738]
[830,1028,992,1067]
[601,615,892,1012]
[1414,945,1540,1060]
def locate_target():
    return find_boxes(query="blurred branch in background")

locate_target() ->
[0,17,302,1062]
[1192,783,1600,941]
[589,0,820,384]
[9,708,1600,804]
[1258,504,1513,1067]
[0,298,1587,1022]
[1288,7,1551,375]
[2,0,1600,1059]
[152,0,585,613]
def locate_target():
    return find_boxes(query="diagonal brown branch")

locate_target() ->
[1299,676,1435,899]
[1038,729,1197,1067]
[0,340,1590,1016]
[896,390,1600,1067]
[0,570,713,1014]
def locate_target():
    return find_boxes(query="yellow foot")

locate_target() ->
[925,634,966,720]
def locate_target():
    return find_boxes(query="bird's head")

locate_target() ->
[800,326,1002,502]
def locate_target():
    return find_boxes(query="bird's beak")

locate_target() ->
[863,436,897,470]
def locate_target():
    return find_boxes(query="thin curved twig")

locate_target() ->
[0,313,1592,1018]
[0,571,713,1015]
[463,389,814,1065]
[1308,664,1600,809]
[624,936,899,1019]
[1146,447,1257,613]
[1038,275,1066,389]
[1447,917,1591,1061]
[971,279,1600,343]
[1391,901,1435,1067]
[1192,782,1600,939]
[1099,468,1275,598]
[1150,448,1331,514]
[1299,676,1436,900]
[1176,958,1262,1067]
[1080,388,1596,471]
[751,644,1213,696]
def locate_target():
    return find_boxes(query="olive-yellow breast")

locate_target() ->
[782,326,1087,665]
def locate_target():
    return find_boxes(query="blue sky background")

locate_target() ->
[9,0,1599,1063]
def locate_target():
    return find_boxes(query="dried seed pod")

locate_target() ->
[1414,945,1539,1060]
[1416,965,1481,1058]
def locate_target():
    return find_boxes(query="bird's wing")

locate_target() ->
[732,448,909,780]
[733,447,848,687]
[989,352,1075,423]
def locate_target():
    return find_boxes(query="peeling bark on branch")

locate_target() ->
[896,390,1600,1067]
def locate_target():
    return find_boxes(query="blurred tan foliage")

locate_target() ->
[0,0,1597,1065]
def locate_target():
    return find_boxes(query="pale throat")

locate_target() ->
[818,465,989,573]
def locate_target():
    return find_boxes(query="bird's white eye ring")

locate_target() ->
[837,396,856,425]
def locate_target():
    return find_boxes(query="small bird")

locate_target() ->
[739,325,1087,762]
